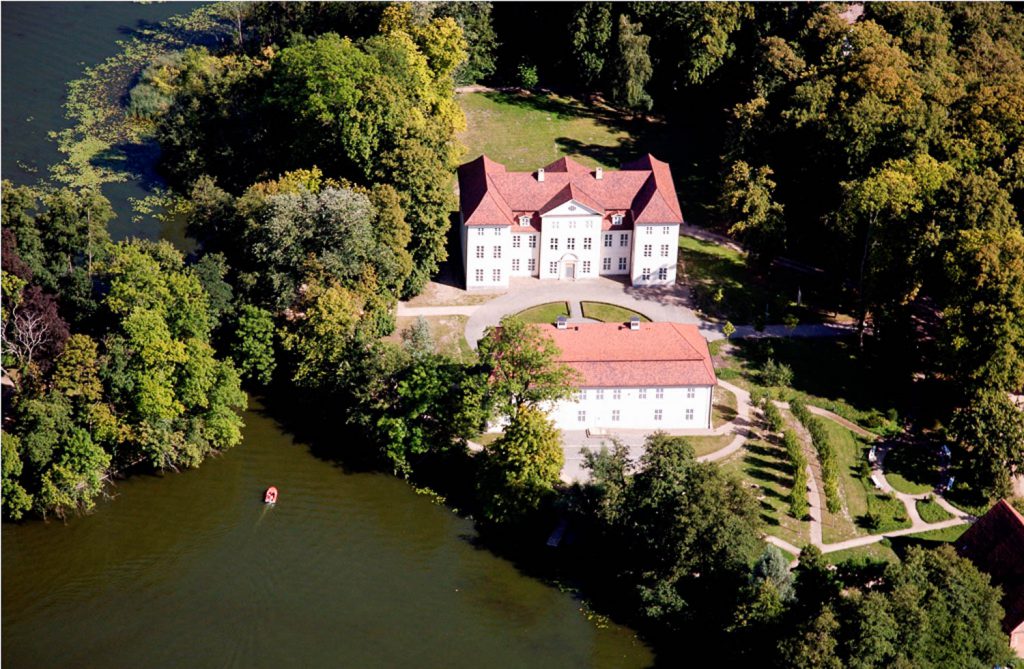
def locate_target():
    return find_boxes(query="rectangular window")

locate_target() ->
[604,234,612,248]
[685,408,694,421]
[550,238,559,250]
[493,246,502,259]
[618,257,627,271]
[583,237,592,250]
[612,409,620,422]
[641,267,651,280]
[654,409,663,421]
[661,244,670,257]
[686,387,695,399]
[656,388,664,399]
[639,388,647,399]
[613,389,621,400]
[567,237,576,250]
[475,246,484,259]
[612,214,624,226]
[602,257,611,271]
[646,226,653,235]
[477,228,485,236]
[492,269,501,282]
[529,235,537,248]
[578,410,586,423]
[513,236,521,248]
[582,260,591,274]
[643,244,652,257]
[512,259,520,272]
[595,389,604,400]
[549,261,558,274]
[663,226,671,235]
[579,389,587,400]
[475,269,484,282]
[568,221,577,229]
[619,233,629,247]
[528,258,536,272]
[494,227,502,236]
[658,267,668,280]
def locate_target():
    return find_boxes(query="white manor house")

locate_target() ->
[542,321,717,431]
[458,154,684,290]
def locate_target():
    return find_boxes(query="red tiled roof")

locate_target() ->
[541,322,716,388]
[459,154,685,228]
[955,499,1024,633]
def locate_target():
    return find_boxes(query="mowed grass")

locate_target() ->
[688,434,735,458]
[516,301,569,324]
[720,438,810,549]
[916,497,953,523]
[389,315,474,362]
[712,386,738,429]
[580,301,650,323]
[824,542,899,565]
[884,443,940,495]
[819,419,870,543]
[458,91,672,171]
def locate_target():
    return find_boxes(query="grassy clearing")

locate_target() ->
[916,497,953,523]
[390,315,474,362]
[688,434,735,458]
[580,301,650,323]
[516,301,569,324]
[713,336,902,435]
[676,235,837,325]
[884,444,940,494]
[819,419,870,542]
[720,438,810,549]
[712,386,738,429]
[473,432,503,448]
[458,90,672,171]
[824,542,900,565]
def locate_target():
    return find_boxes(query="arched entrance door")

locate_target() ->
[560,253,578,280]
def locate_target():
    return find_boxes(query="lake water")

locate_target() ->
[0,4,652,667]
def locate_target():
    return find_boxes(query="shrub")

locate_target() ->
[790,399,841,514]
[517,63,538,89]
[783,429,809,518]
[749,387,768,408]
[761,357,794,387]
[762,401,785,433]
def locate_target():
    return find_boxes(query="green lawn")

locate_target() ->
[884,443,940,494]
[720,438,810,549]
[580,301,650,323]
[458,91,671,171]
[473,432,503,448]
[391,315,475,362]
[818,419,871,543]
[688,434,735,458]
[916,497,953,523]
[714,336,902,435]
[824,542,899,565]
[516,301,569,324]
[712,386,738,429]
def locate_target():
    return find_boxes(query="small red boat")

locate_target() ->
[264,486,278,504]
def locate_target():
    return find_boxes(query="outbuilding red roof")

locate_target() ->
[541,322,716,388]
[458,154,685,228]
[955,499,1024,634]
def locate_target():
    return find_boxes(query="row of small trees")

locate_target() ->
[759,398,808,519]
[790,399,841,514]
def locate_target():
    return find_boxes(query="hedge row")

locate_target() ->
[762,401,785,434]
[790,399,841,514]
[782,429,809,519]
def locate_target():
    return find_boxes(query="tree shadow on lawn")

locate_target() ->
[742,455,791,490]
[884,437,942,489]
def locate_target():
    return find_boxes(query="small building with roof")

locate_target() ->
[539,321,716,431]
[457,154,685,290]
[954,499,1024,658]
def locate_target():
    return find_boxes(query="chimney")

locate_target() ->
[595,167,603,180]
[629,316,640,331]
[556,315,567,330]
[537,168,545,182]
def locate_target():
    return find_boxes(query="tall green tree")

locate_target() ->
[610,15,653,113]
[477,316,579,420]
[949,390,1024,500]
[570,3,614,88]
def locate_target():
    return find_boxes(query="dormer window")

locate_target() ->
[612,214,624,226]
[519,215,531,226]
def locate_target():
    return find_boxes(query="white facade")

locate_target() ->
[546,384,713,431]
[463,203,678,290]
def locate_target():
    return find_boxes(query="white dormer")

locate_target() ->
[519,215,531,226]
[595,168,603,180]
[537,168,545,182]
[612,214,624,226]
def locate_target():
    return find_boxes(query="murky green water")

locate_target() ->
[1,4,652,667]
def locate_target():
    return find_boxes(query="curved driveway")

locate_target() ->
[463,276,703,348]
